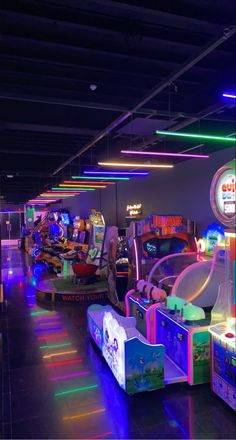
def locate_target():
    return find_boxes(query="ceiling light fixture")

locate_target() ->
[72,175,130,180]
[222,93,236,99]
[59,184,107,188]
[84,171,148,176]
[51,187,95,191]
[155,130,236,142]
[98,162,173,168]
[63,180,115,185]
[121,150,209,158]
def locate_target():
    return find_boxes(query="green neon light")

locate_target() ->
[31,311,50,316]
[51,187,95,191]
[156,130,236,142]
[55,384,98,397]
[71,176,130,181]
[39,343,72,349]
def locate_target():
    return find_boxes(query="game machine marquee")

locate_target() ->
[209,159,236,410]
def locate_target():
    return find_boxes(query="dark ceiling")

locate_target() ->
[0,0,235,204]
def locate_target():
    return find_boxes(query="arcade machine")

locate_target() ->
[87,210,107,273]
[106,227,129,310]
[201,222,225,257]
[209,159,236,410]
[126,161,234,388]
[126,214,197,287]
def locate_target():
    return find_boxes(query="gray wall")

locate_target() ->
[61,147,235,234]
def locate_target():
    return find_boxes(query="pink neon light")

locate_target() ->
[125,289,135,317]
[146,303,160,343]
[50,371,90,381]
[134,238,140,280]
[121,150,209,159]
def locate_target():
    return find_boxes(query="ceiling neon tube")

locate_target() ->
[59,184,107,188]
[72,175,130,180]
[84,171,148,176]
[45,359,82,367]
[155,130,236,142]
[50,371,90,381]
[63,180,115,185]
[52,187,95,191]
[37,333,69,340]
[39,342,72,349]
[121,149,209,159]
[98,162,173,168]
[55,384,98,397]
[63,408,105,420]
[222,93,236,99]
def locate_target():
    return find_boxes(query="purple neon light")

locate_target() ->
[84,171,149,176]
[121,150,209,159]
[222,93,236,99]
[34,327,63,332]
[50,371,90,381]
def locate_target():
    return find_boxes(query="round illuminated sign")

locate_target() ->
[210,159,236,227]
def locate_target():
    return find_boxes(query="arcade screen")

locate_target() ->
[143,236,189,259]
[61,213,70,226]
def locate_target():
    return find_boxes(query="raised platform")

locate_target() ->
[36,276,108,304]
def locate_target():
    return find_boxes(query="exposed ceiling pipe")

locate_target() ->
[52,26,236,176]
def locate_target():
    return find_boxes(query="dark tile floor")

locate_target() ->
[1,246,236,439]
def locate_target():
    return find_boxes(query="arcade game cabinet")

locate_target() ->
[127,214,197,286]
[209,159,236,410]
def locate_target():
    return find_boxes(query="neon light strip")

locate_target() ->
[52,187,95,191]
[39,343,72,349]
[84,171,148,176]
[222,93,236,99]
[134,238,140,280]
[34,327,63,332]
[59,184,107,188]
[63,180,115,185]
[156,130,236,142]
[88,432,112,439]
[121,149,209,159]
[31,311,50,316]
[50,371,90,381]
[63,408,105,420]
[37,332,69,340]
[72,175,130,180]
[45,359,82,367]
[43,349,77,359]
[55,384,98,397]
[98,162,173,168]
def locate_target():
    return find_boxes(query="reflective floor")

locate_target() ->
[1,247,236,439]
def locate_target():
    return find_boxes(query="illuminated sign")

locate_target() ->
[210,160,236,227]
[126,203,142,217]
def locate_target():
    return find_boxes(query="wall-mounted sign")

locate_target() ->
[210,160,236,227]
[126,203,142,217]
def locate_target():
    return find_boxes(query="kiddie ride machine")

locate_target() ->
[88,161,235,401]
[126,214,197,290]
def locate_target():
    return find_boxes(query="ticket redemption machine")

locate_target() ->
[209,159,236,410]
